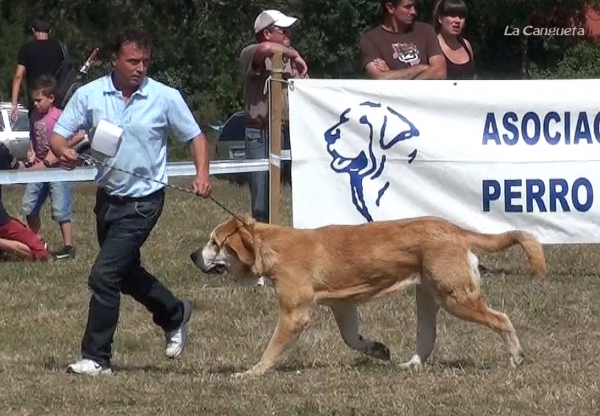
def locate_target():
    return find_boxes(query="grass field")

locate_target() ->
[1,175,599,416]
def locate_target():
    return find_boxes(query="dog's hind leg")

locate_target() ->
[400,284,440,370]
[429,249,525,368]
[330,302,391,361]
[441,292,524,367]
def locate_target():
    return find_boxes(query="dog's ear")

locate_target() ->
[235,215,256,228]
[224,221,255,266]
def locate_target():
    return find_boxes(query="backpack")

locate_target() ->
[53,41,79,110]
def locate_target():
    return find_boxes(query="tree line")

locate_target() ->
[1,0,599,128]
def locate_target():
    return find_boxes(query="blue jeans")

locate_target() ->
[245,127,291,223]
[22,181,72,223]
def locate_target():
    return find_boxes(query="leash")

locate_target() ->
[78,153,247,222]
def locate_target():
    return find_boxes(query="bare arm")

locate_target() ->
[365,61,428,80]
[11,65,25,108]
[190,132,210,178]
[253,42,300,65]
[249,42,308,77]
[41,131,84,167]
[415,54,447,80]
[49,132,70,159]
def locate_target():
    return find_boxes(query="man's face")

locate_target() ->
[263,26,292,47]
[112,42,150,89]
[388,0,417,26]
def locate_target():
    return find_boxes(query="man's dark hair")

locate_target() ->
[380,0,406,20]
[433,0,468,33]
[31,19,51,33]
[111,27,153,55]
[31,74,58,98]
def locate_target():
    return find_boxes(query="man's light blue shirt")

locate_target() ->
[53,74,201,197]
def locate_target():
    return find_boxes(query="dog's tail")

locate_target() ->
[463,229,547,279]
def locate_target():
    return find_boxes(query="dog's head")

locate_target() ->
[324,102,420,177]
[190,215,258,282]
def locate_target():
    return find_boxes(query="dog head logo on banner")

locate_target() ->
[324,101,420,222]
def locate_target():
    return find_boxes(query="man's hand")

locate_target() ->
[373,58,390,72]
[57,149,78,171]
[192,172,212,197]
[292,54,308,77]
[27,149,35,164]
[11,104,19,121]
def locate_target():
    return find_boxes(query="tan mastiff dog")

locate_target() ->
[190,215,546,377]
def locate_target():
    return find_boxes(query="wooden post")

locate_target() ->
[268,52,283,225]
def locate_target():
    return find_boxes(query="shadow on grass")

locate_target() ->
[30,356,493,377]
[206,355,497,377]
[207,357,393,376]
[430,358,494,371]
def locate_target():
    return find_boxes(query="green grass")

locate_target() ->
[0,176,599,415]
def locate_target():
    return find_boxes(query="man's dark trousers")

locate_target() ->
[80,187,185,366]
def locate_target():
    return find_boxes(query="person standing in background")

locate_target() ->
[360,0,446,80]
[239,9,308,223]
[433,0,476,80]
[239,9,308,287]
[11,19,64,121]
[21,75,83,260]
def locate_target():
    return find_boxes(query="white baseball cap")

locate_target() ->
[254,10,298,34]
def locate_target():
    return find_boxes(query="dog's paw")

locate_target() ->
[399,354,423,371]
[367,341,391,361]
[510,351,525,368]
[233,370,252,379]
[233,366,265,379]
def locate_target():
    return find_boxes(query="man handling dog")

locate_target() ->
[50,27,212,376]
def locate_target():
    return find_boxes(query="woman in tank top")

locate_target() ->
[433,0,476,80]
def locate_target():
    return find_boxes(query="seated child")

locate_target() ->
[0,142,48,261]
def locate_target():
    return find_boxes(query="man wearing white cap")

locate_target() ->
[239,9,307,213]
[239,10,308,286]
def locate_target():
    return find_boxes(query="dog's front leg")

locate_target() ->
[400,284,440,370]
[234,309,311,378]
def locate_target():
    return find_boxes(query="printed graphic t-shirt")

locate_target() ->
[30,106,62,161]
[360,22,443,70]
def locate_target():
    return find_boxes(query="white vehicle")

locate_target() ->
[0,102,30,161]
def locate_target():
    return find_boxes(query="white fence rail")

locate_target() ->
[0,159,271,185]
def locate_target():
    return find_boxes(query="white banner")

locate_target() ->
[288,78,600,244]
